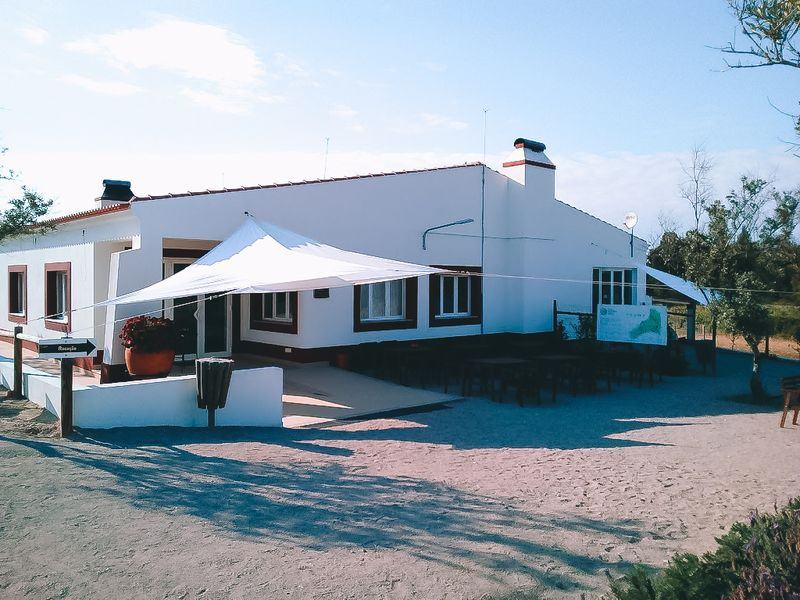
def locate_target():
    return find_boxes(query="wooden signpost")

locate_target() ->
[38,337,98,437]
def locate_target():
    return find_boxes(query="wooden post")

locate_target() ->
[686,303,696,343]
[552,299,558,333]
[12,325,23,399]
[711,317,718,377]
[60,358,74,437]
[764,334,770,358]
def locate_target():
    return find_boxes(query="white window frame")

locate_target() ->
[52,271,68,321]
[436,274,471,318]
[595,267,636,306]
[9,272,25,316]
[361,280,406,322]
[261,292,294,323]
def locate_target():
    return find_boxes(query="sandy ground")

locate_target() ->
[1,352,799,600]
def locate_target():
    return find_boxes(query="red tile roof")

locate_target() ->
[133,162,485,201]
[39,203,130,226]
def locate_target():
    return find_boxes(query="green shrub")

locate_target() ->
[606,498,800,599]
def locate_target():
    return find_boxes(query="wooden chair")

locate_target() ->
[780,376,800,428]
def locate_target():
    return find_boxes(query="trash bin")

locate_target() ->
[196,358,234,428]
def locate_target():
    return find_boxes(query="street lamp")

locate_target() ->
[623,212,638,258]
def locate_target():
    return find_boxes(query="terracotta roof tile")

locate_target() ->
[133,162,485,201]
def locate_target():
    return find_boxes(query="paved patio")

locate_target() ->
[0,342,458,428]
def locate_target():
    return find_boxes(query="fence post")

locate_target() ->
[12,325,23,399]
[764,334,770,358]
[552,300,558,333]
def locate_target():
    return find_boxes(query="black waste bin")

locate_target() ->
[196,358,234,427]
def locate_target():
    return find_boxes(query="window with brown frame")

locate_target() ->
[45,262,71,332]
[8,265,27,324]
[353,278,418,332]
[249,292,298,334]
[429,267,482,327]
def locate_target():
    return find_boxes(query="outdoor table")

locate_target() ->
[382,345,436,387]
[463,357,536,404]
[533,354,587,401]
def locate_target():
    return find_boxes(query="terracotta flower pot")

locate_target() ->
[124,348,175,377]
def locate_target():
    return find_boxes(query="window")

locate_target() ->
[8,265,26,323]
[262,292,293,322]
[360,280,405,321]
[592,268,636,308]
[249,292,298,334]
[437,274,471,317]
[429,267,482,327]
[45,262,71,332]
[353,278,418,332]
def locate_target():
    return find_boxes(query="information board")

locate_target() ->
[596,305,667,346]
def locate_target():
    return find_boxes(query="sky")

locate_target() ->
[1,0,798,240]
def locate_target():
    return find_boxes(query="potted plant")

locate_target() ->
[119,316,177,377]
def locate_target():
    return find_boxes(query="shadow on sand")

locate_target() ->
[5,431,640,591]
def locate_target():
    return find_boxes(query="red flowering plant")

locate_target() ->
[119,316,177,353]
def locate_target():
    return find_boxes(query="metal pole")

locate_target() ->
[630,229,634,258]
[60,358,74,437]
[12,325,23,399]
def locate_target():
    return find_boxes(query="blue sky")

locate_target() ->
[1,1,798,238]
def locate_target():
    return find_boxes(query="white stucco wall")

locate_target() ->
[0,149,649,362]
[72,366,283,428]
[0,212,138,352]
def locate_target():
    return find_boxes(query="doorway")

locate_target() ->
[162,258,232,359]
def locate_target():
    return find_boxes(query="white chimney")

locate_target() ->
[501,138,555,199]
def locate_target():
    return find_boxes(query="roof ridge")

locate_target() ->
[133,162,485,202]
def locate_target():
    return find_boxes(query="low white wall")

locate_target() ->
[0,358,283,429]
[0,357,62,417]
[73,366,284,429]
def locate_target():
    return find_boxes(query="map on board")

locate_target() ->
[596,304,667,346]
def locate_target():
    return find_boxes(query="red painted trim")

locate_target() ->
[501,159,556,170]
[0,331,38,352]
[44,262,71,333]
[133,163,485,202]
[353,278,418,332]
[8,265,27,324]
[39,203,129,226]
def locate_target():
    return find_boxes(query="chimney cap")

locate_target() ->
[513,138,546,152]
[99,179,133,203]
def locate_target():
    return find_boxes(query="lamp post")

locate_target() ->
[623,212,638,258]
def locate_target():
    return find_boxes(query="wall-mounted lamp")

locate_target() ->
[422,218,475,250]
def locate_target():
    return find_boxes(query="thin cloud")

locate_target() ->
[420,113,468,131]
[64,17,284,112]
[330,104,358,118]
[420,61,447,73]
[58,74,143,96]
[65,18,263,87]
[19,27,49,45]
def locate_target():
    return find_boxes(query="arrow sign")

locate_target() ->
[38,338,97,359]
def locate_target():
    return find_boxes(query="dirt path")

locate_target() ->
[0,353,799,600]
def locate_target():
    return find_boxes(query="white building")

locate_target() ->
[0,138,648,382]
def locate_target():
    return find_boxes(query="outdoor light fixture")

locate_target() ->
[422,218,475,250]
[623,211,638,258]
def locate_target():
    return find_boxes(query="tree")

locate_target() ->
[0,145,54,242]
[679,145,714,231]
[681,176,800,399]
[0,187,54,242]
[720,0,800,143]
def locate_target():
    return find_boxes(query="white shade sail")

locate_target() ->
[101,216,450,306]
[638,264,715,306]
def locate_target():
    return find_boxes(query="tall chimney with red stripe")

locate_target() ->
[501,138,555,198]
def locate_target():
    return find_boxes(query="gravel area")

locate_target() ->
[0,351,798,600]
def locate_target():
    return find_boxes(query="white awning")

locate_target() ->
[638,264,714,306]
[101,216,449,306]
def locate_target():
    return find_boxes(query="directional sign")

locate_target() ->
[38,338,98,359]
